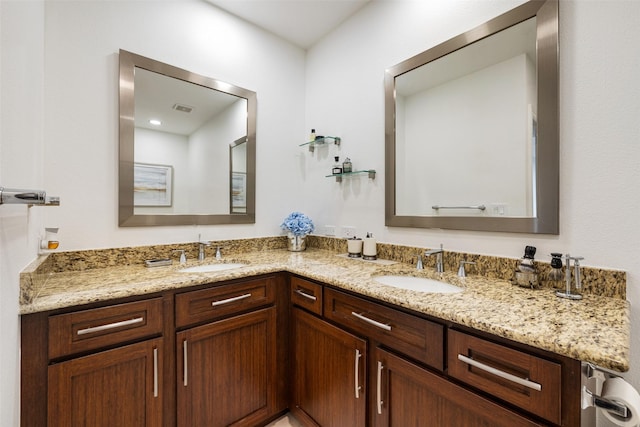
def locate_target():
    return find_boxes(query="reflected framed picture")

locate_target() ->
[231,172,247,213]
[134,163,173,207]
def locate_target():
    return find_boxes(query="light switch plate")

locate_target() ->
[324,225,336,236]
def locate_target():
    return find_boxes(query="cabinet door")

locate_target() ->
[48,338,163,427]
[291,308,366,427]
[177,307,277,427]
[373,347,545,427]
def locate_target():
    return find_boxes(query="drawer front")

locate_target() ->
[49,298,163,359]
[448,329,562,425]
[290,276,323,315]
[324,287,444,370]
[175,276,275,328]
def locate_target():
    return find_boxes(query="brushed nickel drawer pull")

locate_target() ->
[76,316,144,335]
[295,289,317,301]
[183,340,188,387]
[211,293,251,307]
[457,354,542,392]
[376,361,384,414]
[351,312,392,331]
[354,349,362,399]
[153,347,159,398]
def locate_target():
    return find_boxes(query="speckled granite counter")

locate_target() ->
[20,246,630,373]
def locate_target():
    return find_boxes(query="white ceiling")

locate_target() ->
[205,0,371,49]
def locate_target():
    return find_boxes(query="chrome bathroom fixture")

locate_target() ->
[556,254,584,300]
[0,186,59,206]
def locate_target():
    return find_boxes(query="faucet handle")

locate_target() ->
[416,255,424,270]
[457,260,476,277]
[173,249,187,265]
[215,246,222,260]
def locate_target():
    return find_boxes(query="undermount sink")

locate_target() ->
[178,263,246,273]
[374,275,463,294]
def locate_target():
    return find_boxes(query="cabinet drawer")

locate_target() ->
[49,298,163,359]
[448,330,562,425]
[175,276,275,328]
[290,276,323,315]
[324,288,443,370]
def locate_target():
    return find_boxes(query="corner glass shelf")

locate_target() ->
[325,170,376,182]
[300,136,341,151]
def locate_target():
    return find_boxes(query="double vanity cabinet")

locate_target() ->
[22,269,584,427]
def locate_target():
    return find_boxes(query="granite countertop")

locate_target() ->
[20,247,630,372]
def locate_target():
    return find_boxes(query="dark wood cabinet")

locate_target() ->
[22,271,581,427]
[373,347,545,427]
[291,307,367,427]
[48,337,163,427]
[176,307,278,427]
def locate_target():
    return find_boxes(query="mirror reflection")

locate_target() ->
[119,49,256,226]
[385,0,558,234]
[395,18,537,218]
[134,68,248,215]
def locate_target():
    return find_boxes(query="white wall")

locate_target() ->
[0,0,305,425]
[2,1,639,426]
[303,2,640,426]
[0,1,46,425]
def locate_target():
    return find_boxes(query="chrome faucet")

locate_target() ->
[416,255,424,270]
[457,260,476,277]
[556,254,584,300]
[425,244,444,273]
[197,234,210,261]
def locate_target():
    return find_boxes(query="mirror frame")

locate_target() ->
[119,49,257,226]
[385,0,558,234]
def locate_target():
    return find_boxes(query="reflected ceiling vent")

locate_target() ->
[172,103,193,113]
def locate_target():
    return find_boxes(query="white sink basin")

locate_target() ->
[179,263,246,273]
[374,275,463,294]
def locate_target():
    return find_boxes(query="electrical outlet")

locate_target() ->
[342,226,356,238]
[324,225,336,236]
[490,203,507,216]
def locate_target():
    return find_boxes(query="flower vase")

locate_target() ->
[287,233,307,252]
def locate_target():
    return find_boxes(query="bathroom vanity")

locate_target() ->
[19,240,629,427]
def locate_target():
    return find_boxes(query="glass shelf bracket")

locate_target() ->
[325,170,376,183]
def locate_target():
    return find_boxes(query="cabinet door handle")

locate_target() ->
[376,361,384,415]
[211,293,251,307]
[295,289,317,301]
[76,316,144,335]
[351,312,392,331]
[457,354,542,391]
[183,340,188,387]
[354,349,362,399]
[153,347,159,398]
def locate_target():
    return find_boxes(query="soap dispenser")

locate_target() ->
[362,232,377,260]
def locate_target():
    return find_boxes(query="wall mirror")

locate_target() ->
[385,0,558,234]
[119,49,256,226]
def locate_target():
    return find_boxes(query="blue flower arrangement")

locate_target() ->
[281,212,315,237]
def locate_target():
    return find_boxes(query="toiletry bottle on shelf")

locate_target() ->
[342,157,353,173]
[332,156,343,175]
[363,232,377,260]
[310,128,316,142]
